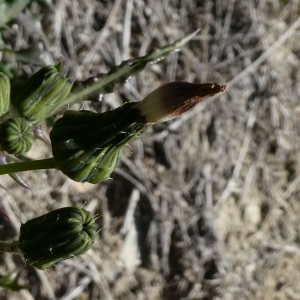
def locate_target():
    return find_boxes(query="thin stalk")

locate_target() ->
[65,30,199,106]
[0,158,55,175]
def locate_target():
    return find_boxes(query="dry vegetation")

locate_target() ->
[1,0,300,299]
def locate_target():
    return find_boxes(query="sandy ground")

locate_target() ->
[1,0,300,299]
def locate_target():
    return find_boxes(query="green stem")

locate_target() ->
[0,158,55,175]
[65,30,199,106]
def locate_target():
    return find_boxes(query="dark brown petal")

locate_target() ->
[136,82,227,124]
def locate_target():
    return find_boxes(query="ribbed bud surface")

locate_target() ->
[50,103,148,183]
[12,65,71,124]
[0,118,34,154]
[18,207,97,270]
[0,72,10,117]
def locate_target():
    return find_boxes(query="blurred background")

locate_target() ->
[1,0,300,299]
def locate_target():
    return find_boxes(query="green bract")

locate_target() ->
[0,118,34,154]
[11,64,71,124]
[0,72,10,117]
[17,207,97,270]
[50,103,148,183]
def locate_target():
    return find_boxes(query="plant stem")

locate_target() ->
[65,30,199,106]
[0,158,55,175]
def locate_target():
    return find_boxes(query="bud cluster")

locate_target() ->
[0,33,228,272]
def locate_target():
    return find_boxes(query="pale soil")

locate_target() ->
[1,1,300,299]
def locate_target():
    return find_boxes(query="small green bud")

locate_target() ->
[0,72,10,117]
[50,103,148,183]
[12,65,72,124]
[17,207,97,270]
[0,118,34,154]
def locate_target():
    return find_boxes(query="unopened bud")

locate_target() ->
[12,64,71,124]
[17,207,97,270]
[135,82,227,124]
[50,81,227,184]
[0,72,10,117]
[0,118,34,154]
[50,105,147,183]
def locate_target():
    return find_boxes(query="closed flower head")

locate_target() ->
[135,82,227,124]
[17,207,97,270]
[50,81,227,184]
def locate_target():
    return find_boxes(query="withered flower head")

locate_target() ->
[135,82,227,124]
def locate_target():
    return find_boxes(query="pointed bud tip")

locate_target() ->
[195,82,228,97]
[136,81,227,124]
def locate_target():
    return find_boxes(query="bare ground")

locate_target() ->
[1,0,300,299]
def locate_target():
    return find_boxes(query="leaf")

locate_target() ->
[69,29,200,104]
[0,272,26,291]
[9,172,33,190]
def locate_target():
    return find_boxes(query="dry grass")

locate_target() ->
[1,0,300,299]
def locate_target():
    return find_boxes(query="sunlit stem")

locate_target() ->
[0,158,55,175]
[65,30,199,106]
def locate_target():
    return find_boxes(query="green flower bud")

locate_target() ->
[50,103,148,183]
[12,64,72,124]
[50,81,227,184]
[0,118,34,154]
[17,207,97,270]
[0,72,10,117]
